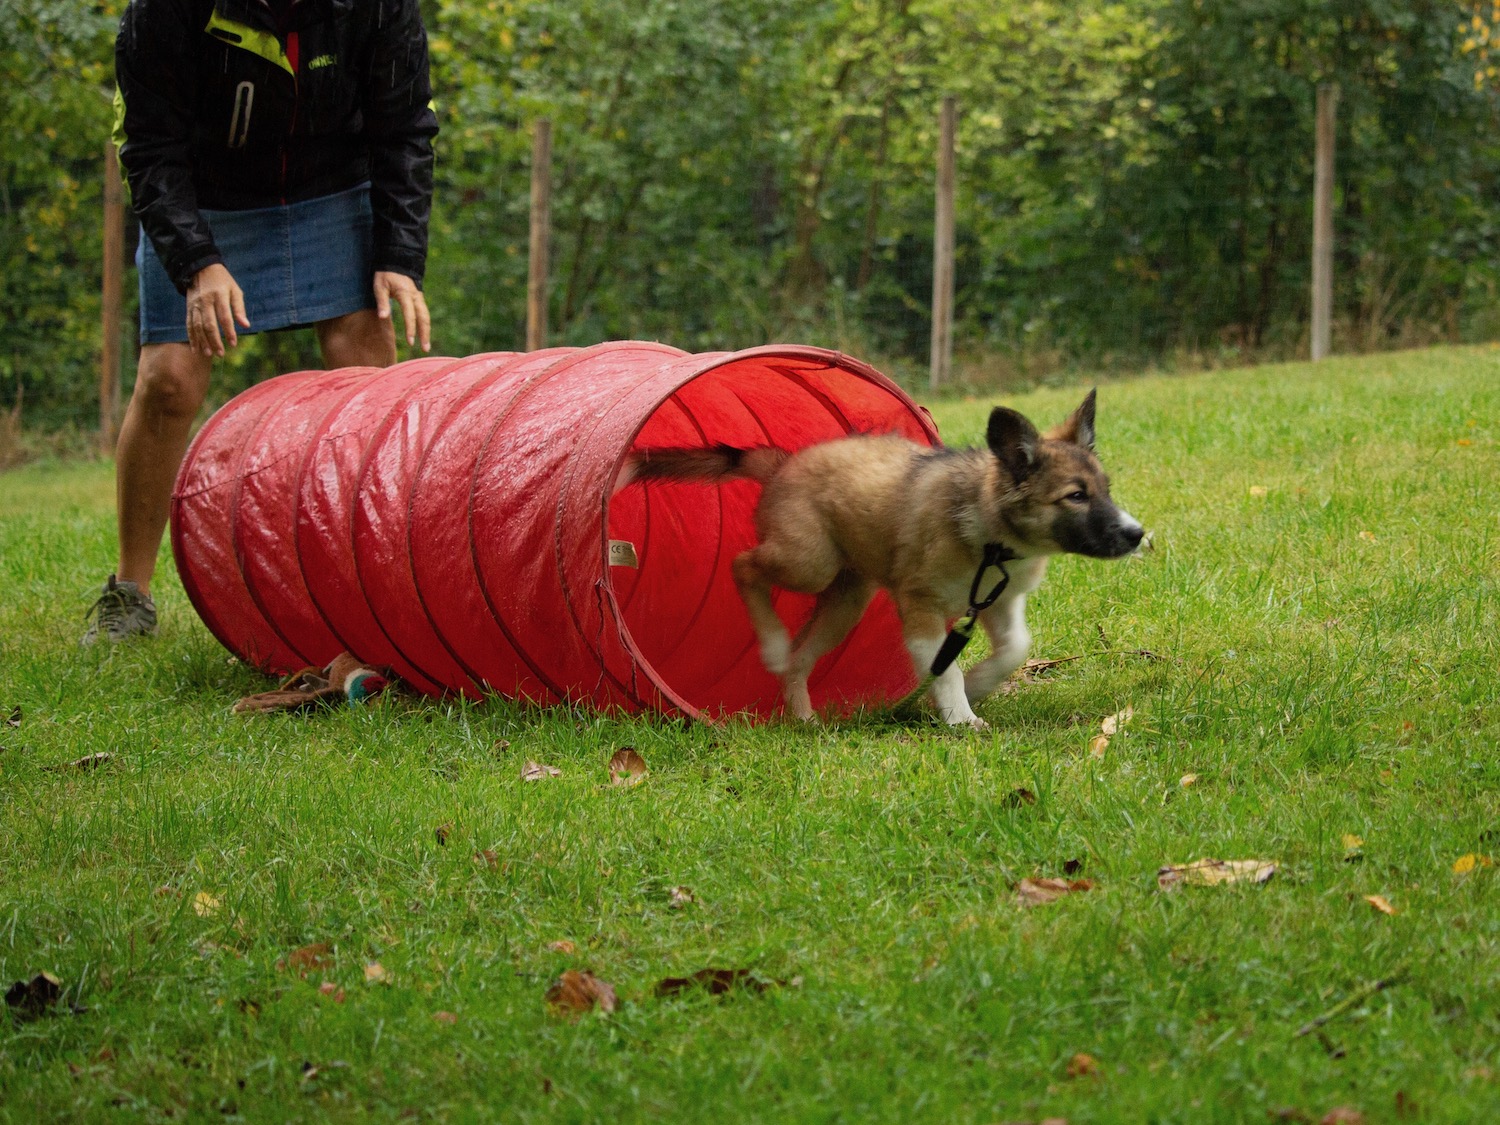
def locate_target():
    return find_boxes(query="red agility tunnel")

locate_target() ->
[170,342,940,721]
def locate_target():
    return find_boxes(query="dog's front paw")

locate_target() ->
[961,716,990,733]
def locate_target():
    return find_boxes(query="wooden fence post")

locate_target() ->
[100,139,124,451]
[930,96,957,389]
[1310,82,1338,362]
[526,119,552,352]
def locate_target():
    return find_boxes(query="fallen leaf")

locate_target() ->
[1063,858,1085,876]
[522,761,561,781]
[1088,734,1110,759]
[1454,853,1494,875]
[1364,894,1397,916]
[153,885,177,898]
[1179,773,1199,788]
[1269,1109,1313,1123]
[279,943,333,975]
[608,747,648,787]
[44,753,113,773]
[5,706,19,728]
[473,849,500,869]
[654,968,774,997]
[317,981,345,1003]
[1066,1052,1101,1079]
[364,962,391,985]
[434,822,452,846]
[547,940,577,954]
[1457,438,1473,446]
[1358,530,1377,543]
[1100,705,1134,736]
[432,1010,458,1025]
[1157,858,1276,890]
[1248,485,1269,497]
[237,998,260,1018]
[1003,787,1037,808]
[1342,834,1365,862]
[668,886,696,909]
[492,739,511,755]
[192,891,222,918]
[1016,877,1095,907]
[545,969,617,1015]
[1320,1109,1365,1125]
[4,971,62,1019]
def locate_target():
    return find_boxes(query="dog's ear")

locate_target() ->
[1048,388,1097,450]
[986,406,1041,482]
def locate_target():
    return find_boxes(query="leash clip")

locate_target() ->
[928,542,1016,678]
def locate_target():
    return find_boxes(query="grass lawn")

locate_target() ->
[1,345,1498,1123]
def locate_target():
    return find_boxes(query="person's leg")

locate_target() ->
[115,343,213,596]
[315,308,397,368]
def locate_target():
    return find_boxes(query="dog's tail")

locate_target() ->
[615,444,789,492]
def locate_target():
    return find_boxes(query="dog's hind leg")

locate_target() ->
[732,546,797,676]
[899,601,987,730]
[780,571,876,721]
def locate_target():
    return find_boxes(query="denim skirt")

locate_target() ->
[137,183,375,344]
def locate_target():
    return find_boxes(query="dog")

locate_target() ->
[624,390,1143,728]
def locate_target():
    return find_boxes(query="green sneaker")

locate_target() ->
[81,575,158,645]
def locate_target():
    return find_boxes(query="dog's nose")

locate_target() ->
[1119,523,1144,550]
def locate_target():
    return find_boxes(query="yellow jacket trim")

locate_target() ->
[204,11,293,76]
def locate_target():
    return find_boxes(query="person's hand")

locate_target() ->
[374,270,431,353]
[186,263,249,357]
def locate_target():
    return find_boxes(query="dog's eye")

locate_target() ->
[1063,490,1088,503]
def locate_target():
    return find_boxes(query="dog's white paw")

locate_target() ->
[760,635,791,676]
[940,712,989,732]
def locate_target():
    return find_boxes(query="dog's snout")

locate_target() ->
[1118,522,1144,550]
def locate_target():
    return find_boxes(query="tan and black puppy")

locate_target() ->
[627,390,1142,728]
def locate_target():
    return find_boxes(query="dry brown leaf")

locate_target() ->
[1088,734,1111,759]
[1320,1109,1365,1125]
[317,981,345,1004]
[1364,894,1397,916]
[545,969,617,1015]
[668,886,696,909]
[364,961,392,985]
[608,747,648,787]
[4,971,62,1019]
[44,752,113,773]
[522,760,561,781]
[1100,705,1134,736]
[1342,834,1365,862]
[192,891,222,918]
[5,706,19,728]
[1003,787,1038,808]
[432,1010,458,1025]
[547,939,577,954]
[473,849,500,869]
[1066,1052,1101,1079]
[1016,877,1095,907]
[653,968,774,997]
[1179,773,1199,788]
[278,942,333,975]
[1157,858,1276,890]
[1453,853,1494,875]
[1248,485,1269,497]
[434,822,452,846]
[492,739,511,756]
[1358,531,1377,543]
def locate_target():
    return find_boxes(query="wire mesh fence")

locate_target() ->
[7,0,1500,457]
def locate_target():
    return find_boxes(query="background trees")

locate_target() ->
[7,0,1500,426]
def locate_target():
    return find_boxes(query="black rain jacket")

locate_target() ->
[115,0,438,294]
